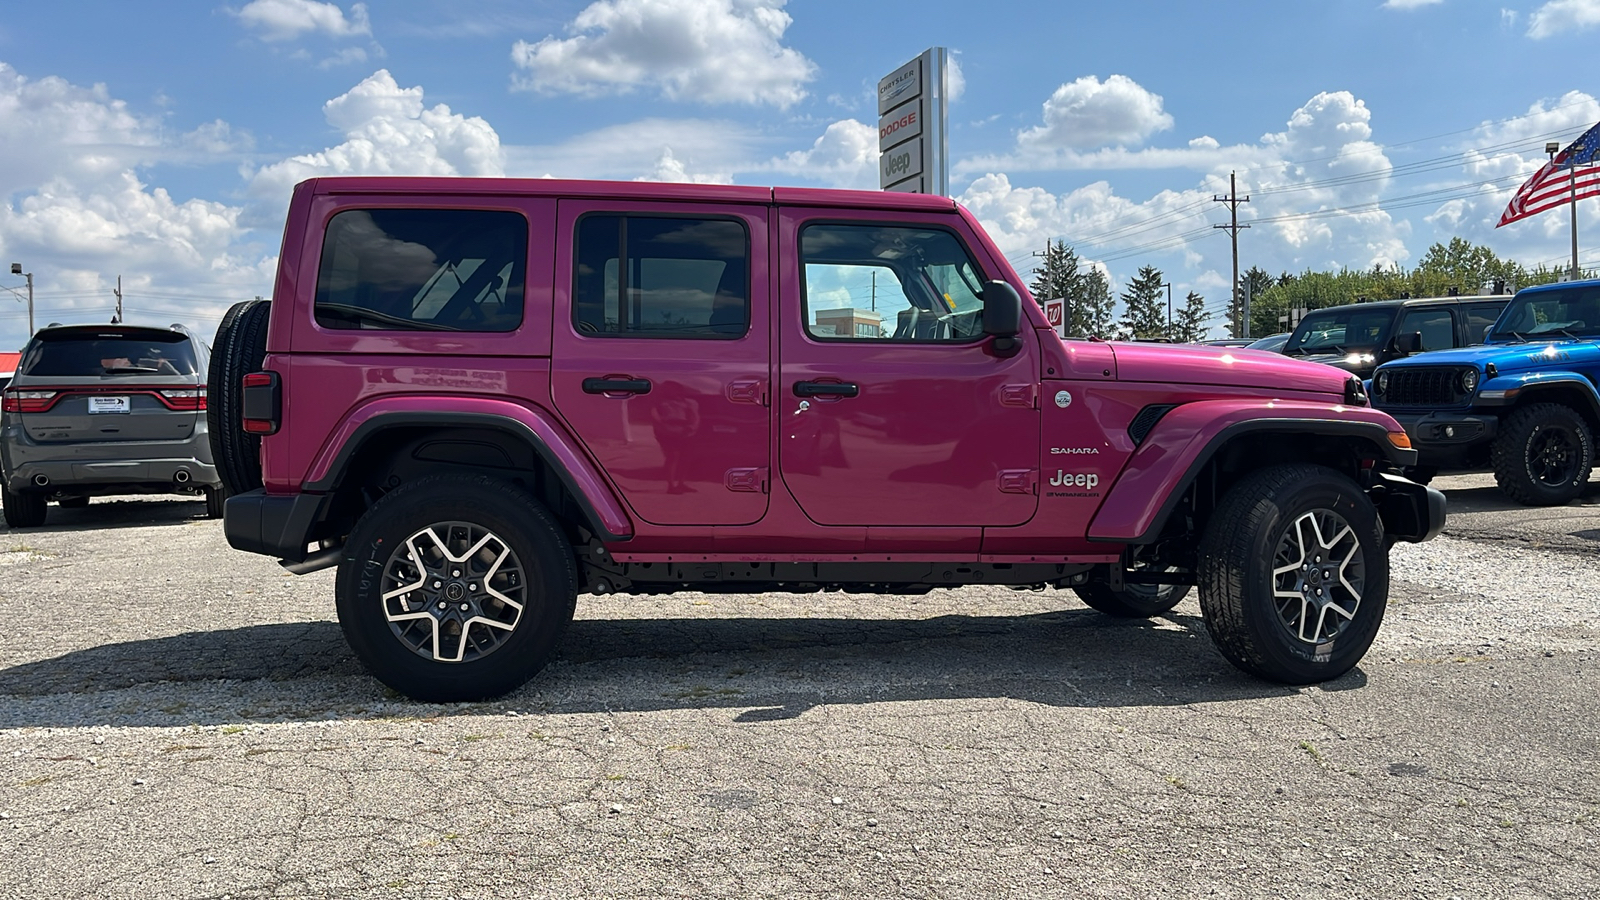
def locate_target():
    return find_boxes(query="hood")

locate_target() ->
[1377,339,1600,374]
[1110,342,1353,395]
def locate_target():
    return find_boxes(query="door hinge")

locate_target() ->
[1000,383,1038,409]
[728,380,768,407]
[725,467,770,493]
[997,468,1038,495]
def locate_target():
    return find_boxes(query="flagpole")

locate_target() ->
[1572,161,1581,280]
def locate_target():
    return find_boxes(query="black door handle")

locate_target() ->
[793,380,859,398]
[583,377,652,395]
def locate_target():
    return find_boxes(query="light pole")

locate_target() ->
[5,263,31,339]
[1548,141,1580,280]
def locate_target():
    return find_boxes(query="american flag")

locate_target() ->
[1497,120,1600,227]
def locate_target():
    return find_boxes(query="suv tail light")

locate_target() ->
[2,390,60,413]
[156,387,207,411]
[241,371,281,435]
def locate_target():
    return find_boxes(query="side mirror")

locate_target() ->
[1394,332,1422,355]
[1483,324,1493,341]
[981,281,1023,358]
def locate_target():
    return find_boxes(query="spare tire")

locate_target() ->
[208,299,271,497]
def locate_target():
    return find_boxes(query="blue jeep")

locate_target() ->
[1370,278,1600,506]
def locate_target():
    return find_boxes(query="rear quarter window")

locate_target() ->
[314,208,528,333]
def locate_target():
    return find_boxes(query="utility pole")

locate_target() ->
[1213,171,1250,336]
[112,276,123,324]
[8,263,33,338]
[1162,282,1172,333]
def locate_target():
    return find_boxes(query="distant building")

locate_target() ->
[814,308,884,339]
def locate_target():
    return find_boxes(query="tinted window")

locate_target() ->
[800,224,986,342]
[315,209,526,332]
[21,331,198,377]
[1284,307,1395,355]
[1463,302,1505,344]
[573,216,749,339]
[1397,308,1455,351]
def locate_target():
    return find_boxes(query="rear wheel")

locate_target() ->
[1198,464,1387,684]
[1074,580,1190,618]
[335,473,579,702]
[208,299,271,496]
[2,485,47,528]
[1491,403,1593,506]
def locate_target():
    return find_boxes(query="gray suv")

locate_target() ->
[0,323,222,527]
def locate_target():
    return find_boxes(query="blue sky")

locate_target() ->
[0,0,1595,347]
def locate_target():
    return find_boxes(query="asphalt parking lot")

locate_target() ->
[1,474,1597,899]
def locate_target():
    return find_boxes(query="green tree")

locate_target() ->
[1028,240,1116,337]
[1118,265,1168,340]
[1236,266,1275,337]
[1172,290,1210,342]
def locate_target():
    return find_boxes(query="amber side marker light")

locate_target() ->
[1387,431,1413,450]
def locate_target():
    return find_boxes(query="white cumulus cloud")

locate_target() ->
[1527,0,1600,37]
[235,0,372,41]
[766,119,878,189]
[510,0,815,107]
[1018,75,1174,151]
[249,70,504,207]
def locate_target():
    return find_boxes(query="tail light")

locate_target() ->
[157,387,207,411]
[2,390,60,413]
[241,371,281,435]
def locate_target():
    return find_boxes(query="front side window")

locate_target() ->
[573,216,749,339]
[315,208,527,332]
[800,224,986,342]
[1396,308,1455,351]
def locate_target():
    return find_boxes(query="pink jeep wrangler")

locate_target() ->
[212,177,1444,701]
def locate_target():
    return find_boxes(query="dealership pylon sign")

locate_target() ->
[878,48,949,196]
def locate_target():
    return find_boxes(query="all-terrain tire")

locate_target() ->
[2,484,47,528]
[1197,463,1387,684]
[208,299,271,497]
[1491,402,1593,506]
[1074,581,1191,618]
[335,473,579,702]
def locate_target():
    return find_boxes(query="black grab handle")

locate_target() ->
[793,380,859,398]
[583,377,652,395]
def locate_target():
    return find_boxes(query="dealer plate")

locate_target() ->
[88,396,130,414]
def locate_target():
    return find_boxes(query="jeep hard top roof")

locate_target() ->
[1299,295,1509,315]
[301,176,964,212]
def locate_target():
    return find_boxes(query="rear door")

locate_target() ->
[550,201,771,527]
[10,328,202,444]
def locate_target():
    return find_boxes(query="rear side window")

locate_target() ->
[21,331,198,377]
[315,209,527,332]
[1463,302,1505,343]
[572,215,749,339]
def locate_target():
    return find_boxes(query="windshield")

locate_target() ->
[1490,285,1600,340]
[1283,307,1394,355]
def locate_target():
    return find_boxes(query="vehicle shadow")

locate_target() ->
[1437,479,1600,515]
[0,609,1330,728]
[0,496,211,532]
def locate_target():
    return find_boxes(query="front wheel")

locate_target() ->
[1198,464,1387,684]
[1491,403,1593,506]
[335,473,578,702]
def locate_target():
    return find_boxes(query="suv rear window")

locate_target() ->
[314,208,527,332]
[20,330,198,377]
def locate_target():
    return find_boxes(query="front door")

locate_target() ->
[551,201,771,526]
[775,213,1040,527]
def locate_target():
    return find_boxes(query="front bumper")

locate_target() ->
[1374,470,1447,543]
[1384,410,1498,468]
